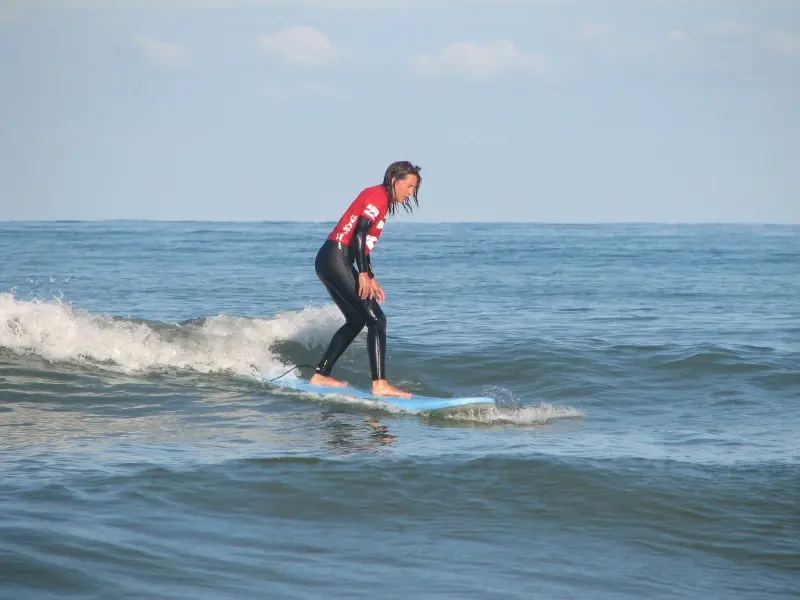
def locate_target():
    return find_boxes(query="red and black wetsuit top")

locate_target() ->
[328,185,389,255]
[327,185,389,277]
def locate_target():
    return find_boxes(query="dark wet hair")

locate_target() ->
[382,161,422,217]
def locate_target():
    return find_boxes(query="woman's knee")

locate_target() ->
[344,316,366,334]
[367,311,386,333]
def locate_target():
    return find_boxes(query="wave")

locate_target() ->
[0,292,343,379]
[0,293,586,422]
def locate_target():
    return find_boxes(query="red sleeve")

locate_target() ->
[358,187,387,223]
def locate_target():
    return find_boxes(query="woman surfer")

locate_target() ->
[310,161,421,399]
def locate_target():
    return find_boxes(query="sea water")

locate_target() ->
[1,221,798,599]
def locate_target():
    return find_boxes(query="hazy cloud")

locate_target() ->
[667,30,686,44]
[577,22,655,65]
[0,0,577,8]
[134,35,189,70]
[579,23,616,41]
[262,81,346,103]
[708,21,748,38]
[255,26,353,69]
[410,40,547,81]
[578,19,800,72]
[767,31,800,57]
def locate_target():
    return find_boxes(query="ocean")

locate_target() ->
[1,221,798,599]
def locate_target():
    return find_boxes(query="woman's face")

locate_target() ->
[392,174,419,203]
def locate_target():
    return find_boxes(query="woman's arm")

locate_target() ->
[352,216,374,278]
[352,217,384,301]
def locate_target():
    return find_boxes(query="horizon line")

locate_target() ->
[2,219,798,226]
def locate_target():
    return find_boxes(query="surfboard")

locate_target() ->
[269,378,496,413]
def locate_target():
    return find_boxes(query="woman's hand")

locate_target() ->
[358,272,373,299]
[358,273,385,302]
[370,279,386,303]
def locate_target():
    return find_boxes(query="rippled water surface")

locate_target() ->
[1,222,798,599]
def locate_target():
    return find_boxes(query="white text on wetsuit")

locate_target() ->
[335,215,359,243]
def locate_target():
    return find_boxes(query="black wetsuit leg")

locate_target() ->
[314,240,387,380]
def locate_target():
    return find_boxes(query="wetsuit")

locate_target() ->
[314,185,390,380]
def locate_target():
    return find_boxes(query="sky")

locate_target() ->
[0,0,798,223]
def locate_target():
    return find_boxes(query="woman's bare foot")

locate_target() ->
[372,379,412,398]
[310,373,348,387]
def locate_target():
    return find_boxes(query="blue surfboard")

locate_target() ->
[270,378,496,413]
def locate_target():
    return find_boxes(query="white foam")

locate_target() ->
[0,292,343,378]
[441,403,584,425]
[436,386,584,424]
